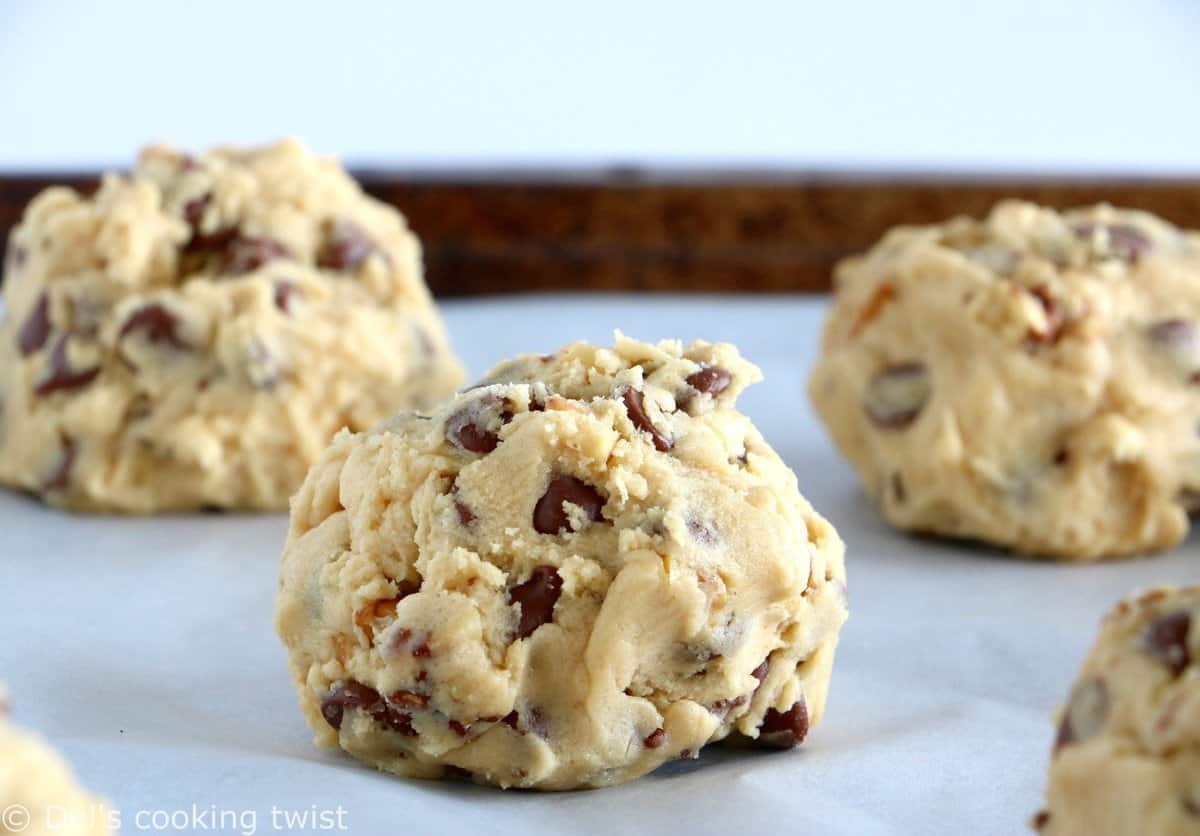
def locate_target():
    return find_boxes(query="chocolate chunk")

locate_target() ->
[181,194,236,252]
[222,236,292,275]
[34,335,100,396]
[1142,610,1192,676]
[1032,810,1051,830]
[533,473,605,534]
[1054,677,1109,751]
[509,565,563,639]
[643,728,666,748]
[757,698,809,749]
[1076,222,1152,261]
[448,720,469,737]
[320,680,382,730]
[445,395,512,454]
[621,387,672,451]
[751,660,770,682]
[42,436,77,493]
[863,363,930,429]
[454,500,475,527]
[686,366,732,398]
[118,304,189,350]
[17,292,50,356]
[274,281,301,314]
[318,220,377,272]
[373,703,417,736]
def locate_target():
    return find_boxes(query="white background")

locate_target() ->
[0,0,1198,174]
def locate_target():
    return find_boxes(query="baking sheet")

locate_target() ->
[3,294,1197,836]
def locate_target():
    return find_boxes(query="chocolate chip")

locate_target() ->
[509,565,563,639]
[1027,285,1064,345]
[1076,222,1152,261]
[686,366,732,399]
[534,474,605,535]
[757,698,809,749]
[643,728,666,748]
[274,281,301,314]
[181,194,236,252]
[222,236,292,275]
[445,395,512,454]
[320,680,382,730]
[500,710,520,730]
[751,660,770,682]
[34,335,100,396]
[1054,677,1109,752]
[17,292,50,356]
[42,436,77,493]
[1032,810,1051,831]
[118,304,189,350]
[1142,610,1192,676]
[621,387,672,451]
[449,720,469,737]
[451,480,476,527]
[711,694,749,714]
[863,363,930,429]
[318,220,377,272]
[373,703,417,736]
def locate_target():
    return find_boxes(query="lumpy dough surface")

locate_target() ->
[276,334,848,790]
[809,200,1200,561]
[0,696,111,836]
[1036,586,1200,835]
[0,139,462,512]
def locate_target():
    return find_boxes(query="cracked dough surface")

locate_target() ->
[1036,586,1200,835]
[0,139,462,512]
[0,697,111,836]
[276,334,847,789]
[809,200,1200,560]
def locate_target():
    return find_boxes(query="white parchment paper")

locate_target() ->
[3,295,1197,836]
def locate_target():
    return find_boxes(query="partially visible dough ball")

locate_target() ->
[276,334,848,789]
[1035,587,1200,835]
[0,693,112,835]
[0,139,463,512]
[809,200,1200,560]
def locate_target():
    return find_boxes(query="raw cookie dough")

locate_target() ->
[1035,586,1200,835]
[276,334,848,790]
[1,692,112,835]
[809,200,1200,561]
[0,139,463,512]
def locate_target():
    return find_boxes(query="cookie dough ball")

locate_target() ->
[0,139,463,512]
[809,200,1200,560]
[0,695,112,835]
[276,334,848,789]
[1035,587,1200,835]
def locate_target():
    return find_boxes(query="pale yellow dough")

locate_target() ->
[809,200,1200,560]
[0,698,111,836]
[0,139,462,512]
[1036,586,1200,835]
[276,334,848,789]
